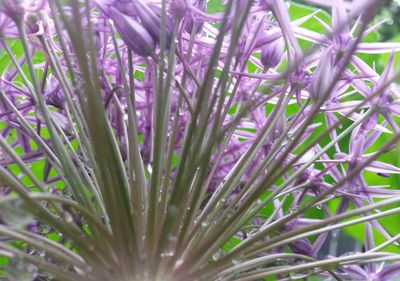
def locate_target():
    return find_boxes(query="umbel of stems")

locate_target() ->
[1,0,400,281]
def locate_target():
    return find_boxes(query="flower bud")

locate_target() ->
[170,0,189,18]
[310,48,335,102]
[47,88,66,109]
[0,13,19,38]
[260,38,284,69]
[105,6,156,56]
[0,0,25,20]
[259,0,273,10]
[184,0,206,35]
[25,13,43,35]
[0,0,46,21]
[114,0,136,16]
[131,0,172,46]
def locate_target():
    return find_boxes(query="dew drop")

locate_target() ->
[40,224,51,234]
[147,164,153,174]
[201,220,210,227]
[0,200,34,227]
[161,251,174,258]
[232,256,243,266]
[73,264,92,275]
[38,272,55,280]
[275,258,289,266]
[212,250,223,261]
[139,253,146,263]
[29,249,45,258]
[174,258,184,268]
[168,235,178,248]
[201,216,211,228]
[289,269,313,280]
[63,212,74,223]
[248,229,258,237]
[5,258,38,281]
[289,206,299,214]
[332,229,339,238]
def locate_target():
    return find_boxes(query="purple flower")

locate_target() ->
[260,37,284,69]
[184,0,206,35]
[0,0,47,20]
[0,0,27,20]
[0,12,18,38]
[310,47,336,102]
[100,5,156,56]
[131,0,173,45]
[340,254,400,280]
[1,1,400,280]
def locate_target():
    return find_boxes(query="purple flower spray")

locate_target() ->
[1,0,400,280]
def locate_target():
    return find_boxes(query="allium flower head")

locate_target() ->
[2,0,400,281]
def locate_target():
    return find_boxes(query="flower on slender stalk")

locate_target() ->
[0,0,28,20]
[310,47,336,102]
[99,4,156,56]
[131,0,171,42]
[260,37,284,69]
[0,12,19,37]
[0,0,47,20]
[184,0,206,35]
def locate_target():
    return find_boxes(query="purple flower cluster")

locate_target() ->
[1,0,400,280]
